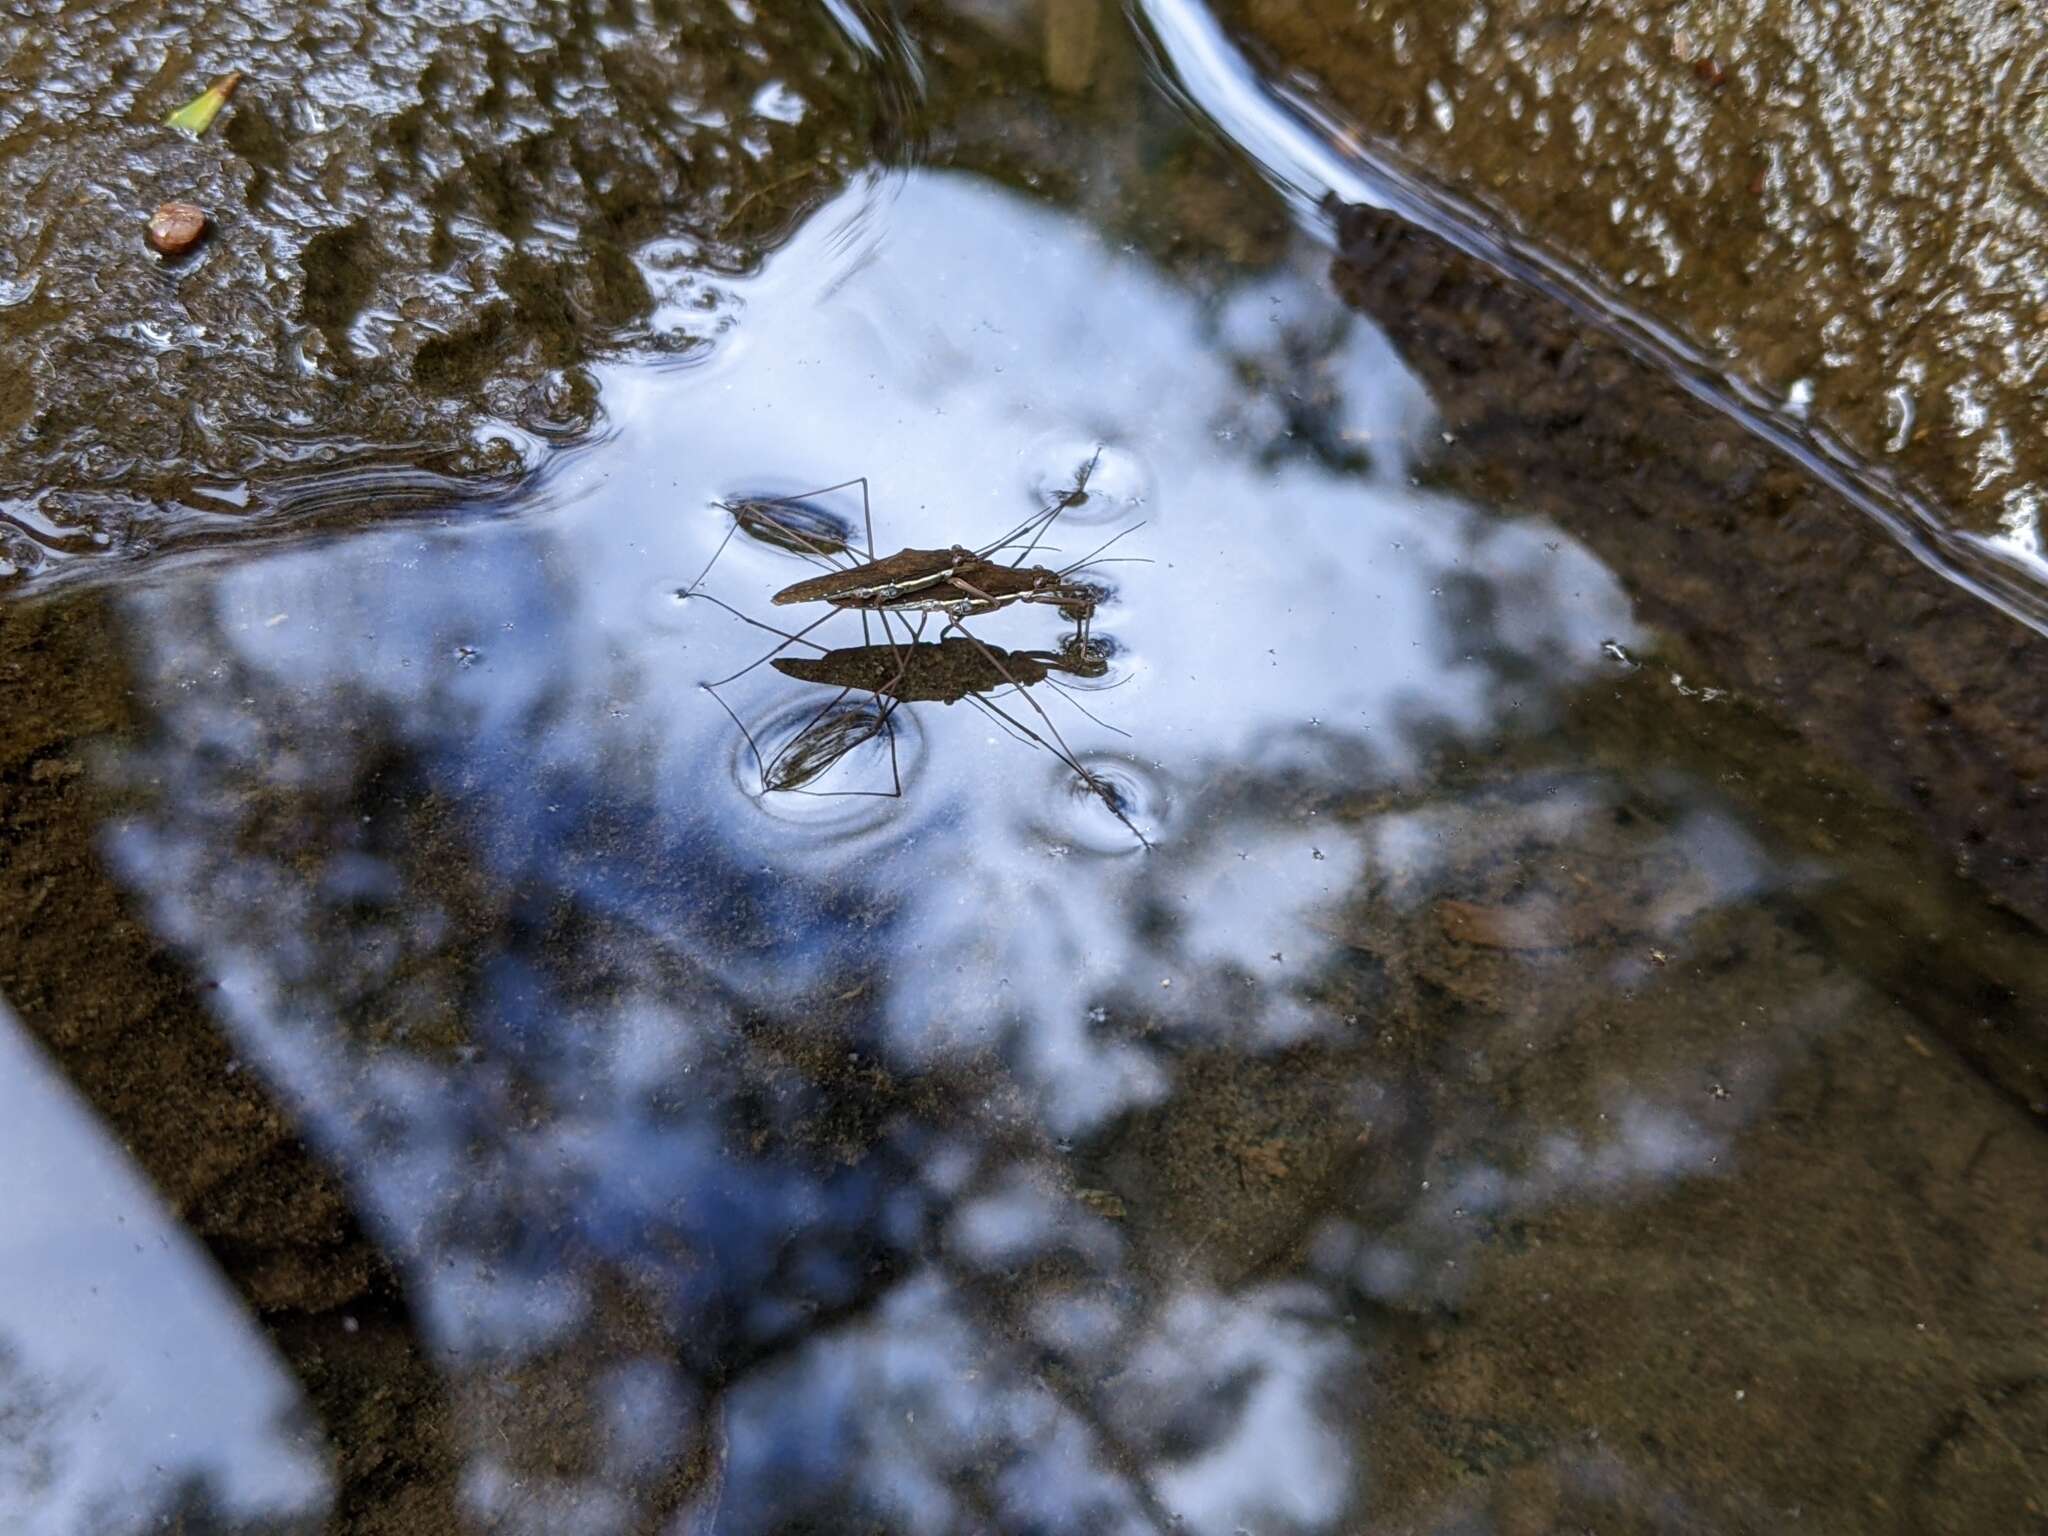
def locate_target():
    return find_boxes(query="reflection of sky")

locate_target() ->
[0,1003,328,1533]
[711,1270,1353,1536]
[118,170,1636,1125]
[99,170,1664,1531]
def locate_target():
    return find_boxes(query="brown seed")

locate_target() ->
[146,201,209,257]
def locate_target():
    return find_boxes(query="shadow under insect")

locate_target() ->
[688,463,1151,844]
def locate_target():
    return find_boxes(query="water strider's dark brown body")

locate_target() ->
[771,547,1095,621]
[771,638,1103,703]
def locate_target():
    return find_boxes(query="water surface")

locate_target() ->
[0,2,2044,1533]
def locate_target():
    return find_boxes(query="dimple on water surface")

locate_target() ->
[1,0,2044,1533]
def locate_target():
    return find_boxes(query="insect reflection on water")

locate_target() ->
[681,457,1154,846]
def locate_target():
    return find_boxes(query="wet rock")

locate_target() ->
[1223,0,2048,569]
[0,0,918,584]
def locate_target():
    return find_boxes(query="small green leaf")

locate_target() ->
[165,71,241,137]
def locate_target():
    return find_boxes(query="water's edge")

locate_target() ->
[1130,0,2048,637]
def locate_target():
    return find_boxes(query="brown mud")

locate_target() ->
[0,0,908,586]
[1224,0,2048,560]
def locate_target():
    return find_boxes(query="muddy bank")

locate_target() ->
[0,599,463,1532]
[1221,0,2048,567]
[0,0,1298,594]
[1330,199,2048,1118]
[0,0,910,585]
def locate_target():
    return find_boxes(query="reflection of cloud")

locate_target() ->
[1366,780,1781,937]
[1308,1094,1732,1314]
[713,1266,1356,1536]
[946,1166,1121,1270]
[0,1004,329,1534]
[114,170,1636,1140]
[636,175,1635,1127]
[1156,823,1367,1043]
[1302,778,1804,1310]
[714,1269,1155,1536]
[101,168,1652,1531]
[1121,1286,1355,1536]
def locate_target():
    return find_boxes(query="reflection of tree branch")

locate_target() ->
[628,1240,920,1536]
[937,1252,1181,1534]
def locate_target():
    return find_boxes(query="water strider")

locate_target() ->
[729,453,1132,638]
[771,536,1121,630]
[684,454,1153,842]
[755,635,1122,800]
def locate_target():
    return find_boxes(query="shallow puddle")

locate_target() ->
[2,1,2045,1533]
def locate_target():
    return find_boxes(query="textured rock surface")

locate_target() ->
[1224,0,2048,566]
[0,0,912,583]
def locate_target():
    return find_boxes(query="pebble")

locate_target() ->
[146,201,209,258]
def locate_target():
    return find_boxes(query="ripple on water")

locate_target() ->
[1041,632,1128,692]
[648,492,860,630]
[646,577,699,634]
[2008,44,2048,198]
[729,694,924,839]
[1024,433,1155,529]
[720,489,858,559]
[1035,751,1175,855]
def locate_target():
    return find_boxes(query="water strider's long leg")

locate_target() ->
[759,677,910,802]
[716,476,920,803]
[1006,448,1103,569]
[971,449,1103,570]
[855,476,875,568]
[1049,518,1149,649]
[690,480,872,718]
[968,692,1045,751]
[1036,674,1131,738]
[1058,556,1150,574]
[737,476,871,527]
[882,686,902,798]
[963,684,1152,850]
[700,474,916,803]
[941,620,1082,766]
[825,484,912,801]
[769,539,854,577]
[701,681,772,791]
[940,618,1151,849]
[713,478,871,577]
[762,683,853,788]
[691,597,842,685]
[860,604,921,801]
[973,504,1064,567]
[1056,521,1146,579]
[746,603,912,803]
[940,575,1017,616]
[681,519,744,598]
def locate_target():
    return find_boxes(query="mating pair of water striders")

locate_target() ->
[682,454,1154,845]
